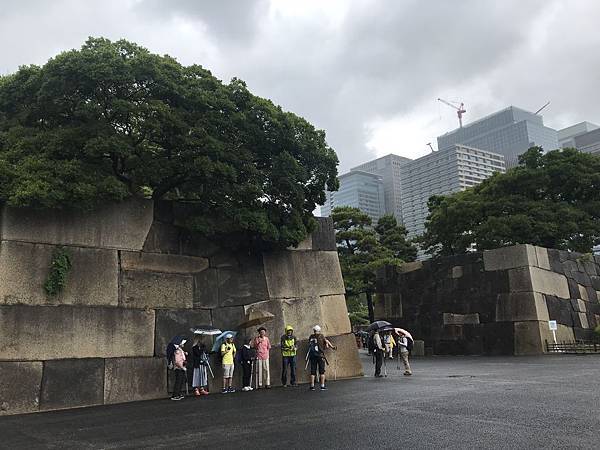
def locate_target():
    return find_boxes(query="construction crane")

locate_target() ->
[426,142,435,152]
[534,101,550,115]
[437,98,466,128]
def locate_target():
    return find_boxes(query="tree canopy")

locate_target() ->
[332,206,416,323]
[0,37,338,249]
[422,147,600,256]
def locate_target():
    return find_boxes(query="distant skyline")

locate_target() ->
[2,0,600,171]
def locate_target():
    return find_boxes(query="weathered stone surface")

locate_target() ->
[538,322,574,346]
[325,333,364,379]
[399,261,423,273]
[194,268,219,309]
[104,357,166,404]
[509,267,569,298]
[142,222,181,254]
[534,246,551,270]
[288,236,312,250]
[579,312,590,328]
[578,284,589,301]
[154,309,212,357]
[450,266,464,279]
[442,313,480,325]
[0,305,155,360]
[211,306,246,334]
[263,251,345,299]
[40,359,104,411]
[311,217,336,251]
[0,362,42,415]
[412,340,425,356]
[545,296,574,326]
[496,292,549,322]
[514,321,544,355]
[1,198,153,250]
[121,251,208,274]
[120,271,193,309]
[244,294,351,340]
[376,293,402,319]
[0,241,118,307]
[217,260,269,307]
[484,244,537,271]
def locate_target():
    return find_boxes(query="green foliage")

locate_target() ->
[346,295,370,327]
[44,247,72,296]
[332,206,417,298]
[422,147,600,256]
[0,37,338,250]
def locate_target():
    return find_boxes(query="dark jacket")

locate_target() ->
[192,345,209,369]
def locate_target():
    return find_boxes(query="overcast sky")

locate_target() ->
[2,0,599,172]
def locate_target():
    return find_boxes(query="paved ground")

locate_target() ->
[1,352,599,449]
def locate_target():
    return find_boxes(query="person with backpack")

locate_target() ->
[397,331,412,376]
[370,330,385,378]
[252,326,272,389]
[168,338,188,400]
[220,334,236,393]
[307,325,335,391]
[191,338,210,396]
[280,325,297,387]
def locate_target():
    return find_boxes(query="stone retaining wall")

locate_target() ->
[376,244,600,356]
[0,200,362,415]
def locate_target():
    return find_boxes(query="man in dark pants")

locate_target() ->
[373,330,384,378]
[281,325,297,386]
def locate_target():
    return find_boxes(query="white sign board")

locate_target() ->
[548,320,558,331]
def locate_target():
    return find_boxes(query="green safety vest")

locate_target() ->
[281,335,297,357]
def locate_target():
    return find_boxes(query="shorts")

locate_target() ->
[223,364,234,378]
[310,356,326,376]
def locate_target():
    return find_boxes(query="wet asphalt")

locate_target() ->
[1,351,599,449]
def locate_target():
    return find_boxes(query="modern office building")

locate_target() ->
[574,128,600,156]
[320,170,385,222]
[400,145,506,238]
[350,154,412,223]
[437,106,559,168]
[558,121,599,148]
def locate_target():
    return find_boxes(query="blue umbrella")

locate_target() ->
[211,330,238,353]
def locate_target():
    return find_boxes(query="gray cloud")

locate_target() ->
[1,0,598,172]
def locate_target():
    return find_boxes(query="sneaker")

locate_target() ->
[265,385,271,389]
[320,385,327,391]
[222,388,228,394]
[170,396,183,401]
[404,372,412,376]
[290,383,297,387]
[375,374,384,378]
[282,384,288,388]
[309,385,316,391]
[228,387,236,393]
[247,386,254,391]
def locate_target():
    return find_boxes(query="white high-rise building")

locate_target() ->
[558,121,599,148]
[400,145,506,238]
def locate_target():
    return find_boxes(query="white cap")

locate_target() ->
[226,333,233,339]
[313,325,321,333]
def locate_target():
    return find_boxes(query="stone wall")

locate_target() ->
[375,245,600,356]
[0,200,362,415]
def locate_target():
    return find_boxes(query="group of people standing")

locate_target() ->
[169,324,336,400]
[370,329,412,377]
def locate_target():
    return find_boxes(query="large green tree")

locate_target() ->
[422,147,600,256]
[332,206,417,323]
[0,37,338,250]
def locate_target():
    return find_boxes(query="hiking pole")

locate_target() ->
[206,361,214,379]
[305,350,310,371]
[333,349,338,381]
[185,369,189,395]
[383,355,388,377]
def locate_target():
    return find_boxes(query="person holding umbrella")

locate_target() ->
[220,334,236,393]
[396,330,413,376]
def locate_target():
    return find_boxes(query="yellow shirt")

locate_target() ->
[221,343,236,365]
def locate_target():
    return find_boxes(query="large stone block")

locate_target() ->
[154,309,212,357]
[495,292,549,322]
[484,244,537,271]
[442,313,480,325]
[211,306,246,335]
[513,321,544,355]
[534,246,551,270]
[141,222,181,254]
[104,357,167,404]
[324,333,364,379]
[217,261,269,307]
[1,198,153,250]
[194,268,219,309]
[311,217,336,251]
[0,362,42,415]
[121,251,208,274]
[0,241,118,307]
[0,305,155,360]
[509,267,569,299]
[412,340,425,356]
[263,251,345,299]
[545,295,574,326]
[120,271,193,309]
[40,358,104,411]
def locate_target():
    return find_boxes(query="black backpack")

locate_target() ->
[367,334,376,353]
[406,338,414,353]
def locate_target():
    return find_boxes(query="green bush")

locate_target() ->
[44,247,72,296]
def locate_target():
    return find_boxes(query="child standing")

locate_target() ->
[192,338,209,396]
[220,334,236,393]
[171,339,187,400]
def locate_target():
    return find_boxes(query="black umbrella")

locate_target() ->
[190,325,222,336]
[367,320,392,331]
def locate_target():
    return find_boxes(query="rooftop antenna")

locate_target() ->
[534,101,550,115]
[437,98,466,128]
[427,142,435,152]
